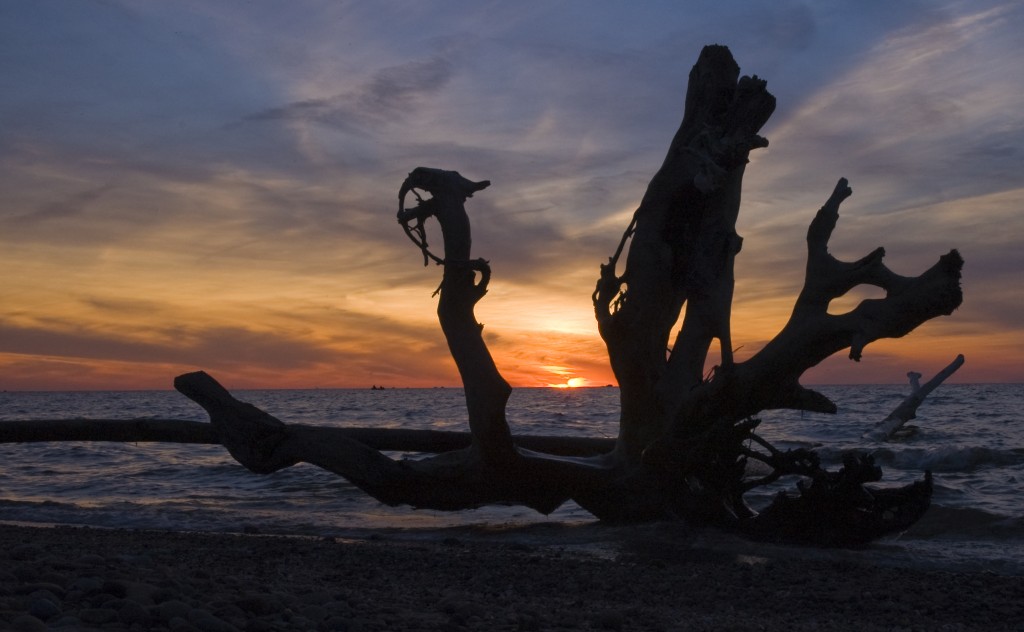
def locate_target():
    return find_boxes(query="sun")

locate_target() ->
[550,377,588,388]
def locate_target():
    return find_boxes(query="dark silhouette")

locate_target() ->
[0,46,962,545]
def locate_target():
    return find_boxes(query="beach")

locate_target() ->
[1,523,1021,631]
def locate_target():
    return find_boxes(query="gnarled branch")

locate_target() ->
[725,179,963,418]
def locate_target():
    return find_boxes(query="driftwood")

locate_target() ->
[0,45,964,545]
[0,418,613,456]
[864,354,965,441]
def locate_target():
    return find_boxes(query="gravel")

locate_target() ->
[1,524,1021,631]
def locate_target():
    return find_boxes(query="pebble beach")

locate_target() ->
[1,523,1022,631]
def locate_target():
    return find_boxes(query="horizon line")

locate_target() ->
[3,381,1020,394]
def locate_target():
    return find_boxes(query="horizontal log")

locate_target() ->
[0,419,218,444]
[0,419,615,457]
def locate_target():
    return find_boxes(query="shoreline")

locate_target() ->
[2,523,1022,630]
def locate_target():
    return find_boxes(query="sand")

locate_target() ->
[1,523,1021,631]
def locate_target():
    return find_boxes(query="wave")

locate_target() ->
[816,445,1024,473]
[893,446,1023,472]
[0,498,79,510]
[908,504,1024,540]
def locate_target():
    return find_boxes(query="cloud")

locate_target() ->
[8,184,116,224]
[244,55,455,134]
[0,320,331,369]
[1,0,1022,389]
[750,3,1024,214]
[0,303,464,389]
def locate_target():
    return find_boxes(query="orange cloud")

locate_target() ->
[3,2,1022,392]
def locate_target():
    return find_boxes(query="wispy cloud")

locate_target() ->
[9,184,115,224]
[1,0,1021,388]
[245,56,454,131]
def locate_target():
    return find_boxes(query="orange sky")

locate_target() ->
[1,3,1022,390]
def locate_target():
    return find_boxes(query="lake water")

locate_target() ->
[1,384,1022,574]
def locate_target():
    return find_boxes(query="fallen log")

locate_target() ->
[864,354,965,441]
[0,418,614,456]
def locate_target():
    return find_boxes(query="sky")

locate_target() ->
[1,0,1022,390]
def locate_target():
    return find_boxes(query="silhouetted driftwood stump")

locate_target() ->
[0,45,964,545]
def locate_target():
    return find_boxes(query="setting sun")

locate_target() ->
[549,377,589,388]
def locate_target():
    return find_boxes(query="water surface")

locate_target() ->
[2,385,1021,574]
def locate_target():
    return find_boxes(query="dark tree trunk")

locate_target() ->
[0,45,964,546]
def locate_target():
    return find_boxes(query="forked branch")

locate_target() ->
[731,179,963,417]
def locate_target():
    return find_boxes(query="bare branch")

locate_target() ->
[398,167,513,463]
[733,181,963,417]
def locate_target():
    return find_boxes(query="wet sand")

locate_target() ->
[1,523,1021,631]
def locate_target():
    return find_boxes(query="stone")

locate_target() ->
[67,576,104,594]
[188,607,240,632]
[9,614,47,631]
[26,596,61,621]
[118,599,151,626]
[78,607,120,625]
[155,599,193,622]
[9,544,43,562]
